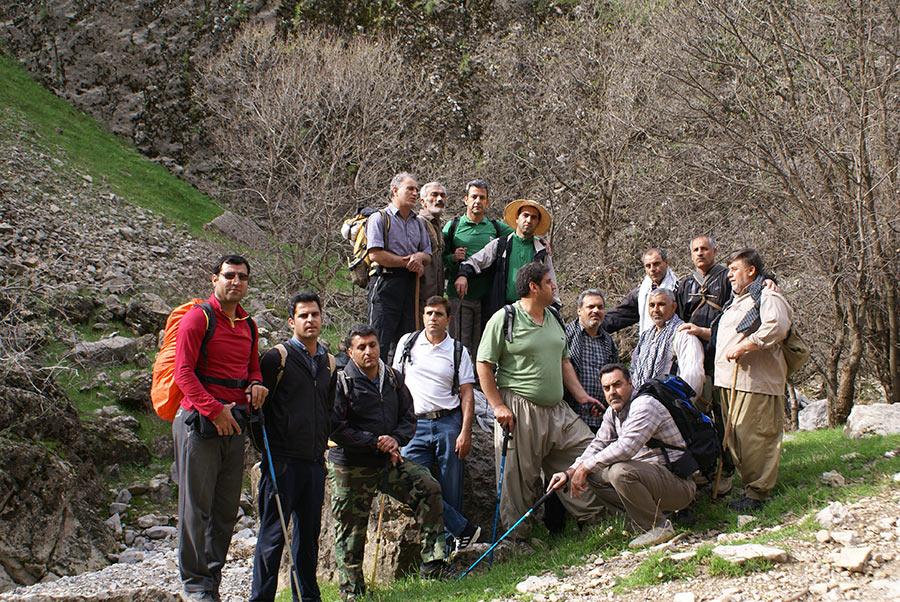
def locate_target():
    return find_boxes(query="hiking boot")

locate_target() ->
[628,520,676,548]
[454,523,482,553]
[420,559,448,580]
[715,474,733,497]
[181,591,217,602]
[727,495,765,512]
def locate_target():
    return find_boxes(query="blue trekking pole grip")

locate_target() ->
[489,424,512,566]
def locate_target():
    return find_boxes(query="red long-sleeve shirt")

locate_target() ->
[173,294,262,419]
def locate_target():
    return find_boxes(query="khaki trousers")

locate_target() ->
[450,297,482,358]
[718,388,784,501]
[495,389,602,539]
[586,461,696,532]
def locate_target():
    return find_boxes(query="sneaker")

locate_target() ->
[454,523,482,553]
[628,520,676,548]
[715,474,734,497]
[420,559,448,580]
[727,495,765,512]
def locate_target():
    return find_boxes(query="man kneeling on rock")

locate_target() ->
[328,324,447,601]
[548,363,696,548]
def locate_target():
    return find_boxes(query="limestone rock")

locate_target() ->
[820,471,847,487]
[816,501,849,527]
[124,293,171,335]
[828,546,872,572]
[68,334,156,367]
[204,211,269,249]
[711,543,789,563]
[799,399,829,430]
[516,574,559,593]
[673,593,696,602]
[844,403,900,438]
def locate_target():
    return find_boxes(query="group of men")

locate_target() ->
[169,171,796,602]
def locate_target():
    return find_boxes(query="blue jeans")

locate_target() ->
[401,410,468,536]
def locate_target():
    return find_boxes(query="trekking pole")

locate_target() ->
[713,361,739,501]
[489,425,512,566]
[457,489,555,581]
[254,409,303,597]
[368,461,391,591]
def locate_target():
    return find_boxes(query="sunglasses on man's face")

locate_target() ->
[220,272,250,282]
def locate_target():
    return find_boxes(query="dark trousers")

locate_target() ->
[368,272,417,362]
[173,408,245,595]
[250,457,326,602]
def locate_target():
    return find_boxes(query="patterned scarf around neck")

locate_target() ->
[631,313,683,389]
[736,275,767,334]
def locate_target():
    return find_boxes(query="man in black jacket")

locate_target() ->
[328,324,447,602]
[250,291,336,602]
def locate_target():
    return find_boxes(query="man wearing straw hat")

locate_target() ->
[712,249,792,512]
[454,199,559,322]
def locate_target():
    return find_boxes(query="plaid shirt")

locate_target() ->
[565,319,619,430]
[572,393,687,472]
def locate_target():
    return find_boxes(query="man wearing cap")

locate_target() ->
[443,180,513,355]
[454,199,559,322]
[603,248,678,335]
[418,182,448,310]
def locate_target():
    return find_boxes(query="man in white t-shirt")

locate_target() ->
[394,295,480,553]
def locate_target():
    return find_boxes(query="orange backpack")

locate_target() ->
[151,299,216,421]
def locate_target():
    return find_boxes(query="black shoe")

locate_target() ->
[420,559,447,580]
[673,506,696,525]
[727,495,765,512]
[454,523,482,553]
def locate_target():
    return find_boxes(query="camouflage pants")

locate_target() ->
[327,460,446,596]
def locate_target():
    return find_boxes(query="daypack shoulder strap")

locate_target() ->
[337,370,351,398]
[452,339,463,396]
[491,218,502,239]
[379,208,390,249]
[327,353,336,376]
[548,305,565,330]
[398,330,423,376]
[448,215,461,245]
[503,304,515,343]
[272,343,288,391]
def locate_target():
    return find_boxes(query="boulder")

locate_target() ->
[124,293,171,335]
[711,543,789,563]
[798,399,828,431]
[204,211,269,249]
[68,334,156,367]
[844,403,900,438]
[81,420,151,468]
[116,372,152,412]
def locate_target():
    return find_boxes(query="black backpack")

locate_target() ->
[635,376,721,480]
[397,330,464,396]
[502,303,565,343]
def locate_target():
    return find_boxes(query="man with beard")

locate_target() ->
[417,182,447,309]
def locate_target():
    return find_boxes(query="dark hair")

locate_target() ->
[517,204,541,220]
[643,247,667,262]
[343,323,377,349]
[515,261,551,298]
[465,179,490,198]
[600,362,631,381]
[423,295,451,315]
[213,254,251,275]
[289,290,322,316]
[729,248,765,276]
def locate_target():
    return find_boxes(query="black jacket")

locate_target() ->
[328,360,416,467]
[259,342,336,462]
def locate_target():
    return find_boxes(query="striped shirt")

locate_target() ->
[571,394,686,472]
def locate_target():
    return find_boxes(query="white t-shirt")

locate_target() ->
[392,331,475,414]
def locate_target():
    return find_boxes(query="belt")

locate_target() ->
[377,267,413,278]
[415,407,460,420]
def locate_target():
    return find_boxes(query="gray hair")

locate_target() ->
[389,172,417,195]
[648,287,676,303]
[465,179,490,198]
[577,289,606,307]
[420,181,446,200]
[691,235,717,250]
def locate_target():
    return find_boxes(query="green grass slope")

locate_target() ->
[0,52,220,232]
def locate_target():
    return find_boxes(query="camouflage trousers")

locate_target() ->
[327,459,446,596]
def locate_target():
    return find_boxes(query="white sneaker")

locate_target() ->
[628,520,675,548]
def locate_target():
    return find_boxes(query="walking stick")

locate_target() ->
[489,426,512,566]
[713,361,739,500]
[368,463,391,591]
[457,489,555,581]
[414,273,421,330]
[254,410,304,597]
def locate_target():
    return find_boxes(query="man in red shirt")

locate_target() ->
[173,254,268,602]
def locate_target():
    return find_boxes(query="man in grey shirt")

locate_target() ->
[366,172,432,361]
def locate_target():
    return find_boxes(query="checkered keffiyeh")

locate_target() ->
[735,275,767,334]
[630,314,683,390]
